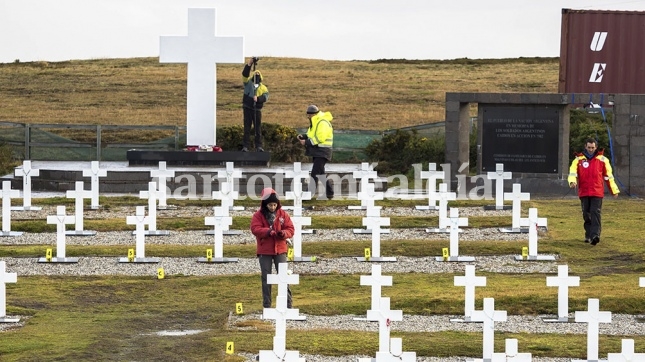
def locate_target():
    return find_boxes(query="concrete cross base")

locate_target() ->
[467,359,492,362]
[301,229,315,234]
[11,206,42,211]
[348,206,382,210]
[196,257,239,263]
[118,257,161,263]
[290,256,317,262]
[230,206,245,211]
[425,228,449,233]
[356,256,397,262]
[38,257,79,263]
[206,230,242,235]
[450,316,481,323]
[571,360,601,362]
[66,230,97,236]
[542,316,575,323]
[257,350,304,361]
[0,231,23,237]
[89,206,103,210]
[514,255,557,261]
[483,205,512,210]
[130,230,170,236]
[435,256,476,262]
[353,228,390,234]
[157,205,178,210]
[0,317,21,323]
[499,227,529,233]
[415,205,439,210]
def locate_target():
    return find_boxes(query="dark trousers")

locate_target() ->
[243,107,262,149]
[258,254,292,308]
[580,196,603,239]
[310,156,334,198]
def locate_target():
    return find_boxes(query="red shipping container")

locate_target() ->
[559,8,645,94]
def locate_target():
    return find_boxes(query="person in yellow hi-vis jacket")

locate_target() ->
[568,138,619,245]
[298,105,334,199]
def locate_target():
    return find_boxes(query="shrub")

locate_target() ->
[0,143,18,176]
[365,130,445,175]
[569,109,613,160]
[216,123,306,162]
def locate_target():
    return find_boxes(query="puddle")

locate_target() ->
[153,329,208,336]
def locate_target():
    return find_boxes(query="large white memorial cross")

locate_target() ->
[574,298,612,362]
[139,181,169,236]
[260,263,304,361]
[160,8,243,146]
[471,298,507,361]
[491,339,532,362]
[44,206,76,262]
[13,160,41,211]
[1,181,22,236]
[349,162,378,210]
[82,161,107,209]
[0,261,19,322]
[607,339,645,361]
[501,183,530,233]
[486,163,512,210]
[515,208,552,261]
[150,161,175,209]
[453,265,486,321]
[361,265,393,311]
[545,264,579,322]
[436,207,473,262]
[65,181,96,236]
[416,162,445,211]
[426,183,456,233]
[200,206,237,262]
[285,162,312,216]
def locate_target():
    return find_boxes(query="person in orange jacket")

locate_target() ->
[568,138,619,245]
[250,188,295,308]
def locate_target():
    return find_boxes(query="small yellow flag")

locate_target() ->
[45,248,52,262]
[226,341,234,354]
[157,268,165,279]
[235,303,244,314]
[127,248,135,262]
[364,248,371,261]
[206,249,213,262]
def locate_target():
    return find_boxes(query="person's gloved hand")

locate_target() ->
[277,230,286,238]
[268,229,277,237]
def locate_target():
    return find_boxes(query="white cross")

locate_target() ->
[150,161,175,208]
[471,298,507,361]
[437,183,457,230]
[360,265,393,311]
[366,297,403,354]
[285,162,312,216]
[546,264,579,320]
[82,161,107,209]
[46,206,75,259]
[445,208,468,258]
[140,182,161,232]
[66,181,92,233]
[487,163,512,210]
[607,339,645,361]
[363,208,390,258]
[212,181,239,214]
[357,182,383,211]
[263,263,301,357]
[492,339,532,362]
[575,298,612,362]
[0,261,17,318]
[1,181,20,233]
[504,183,530,231]
[519,208,547,257]
[289,215,311,259]
[639,277,644,288]
[204,206,232,258]
[160,9,243,146]
[126,206,149,259]
[454,265,486,319]
[14,160,40,209]
[353,163,379,209]
[418,162,445,210]
[218,162,242,186]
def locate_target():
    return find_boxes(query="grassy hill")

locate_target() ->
[0,57,559,131]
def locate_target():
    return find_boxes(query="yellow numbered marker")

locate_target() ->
[45,248,52,262]
[127,248,135,262]
[364,248,371,261]
[521,246,529,259]
[206,249,213,262]
[235,303,244,315]
[310,256,317,262]
[442,247,449,261]
[157,268,165,279]
[226,341,234,355]
[287,248,294,261]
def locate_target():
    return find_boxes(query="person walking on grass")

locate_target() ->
[250,188,295,308]
[242,57,269,152]
[297,104,334,199]
[568,137,619,245]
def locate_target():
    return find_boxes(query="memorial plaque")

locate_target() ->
[482,106,559,173]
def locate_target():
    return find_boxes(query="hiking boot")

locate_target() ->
[591,235,600,245]
[256,147,265,152]
[241,147,249,152]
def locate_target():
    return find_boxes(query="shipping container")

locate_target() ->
[559,8,645,94]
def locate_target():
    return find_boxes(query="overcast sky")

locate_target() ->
[1,0,644,63]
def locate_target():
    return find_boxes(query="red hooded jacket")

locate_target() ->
[251,188,295,255]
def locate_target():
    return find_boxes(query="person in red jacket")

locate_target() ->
[568,138,619,245]
[251,188,295,308]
